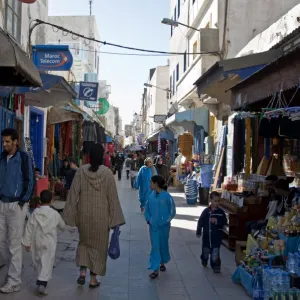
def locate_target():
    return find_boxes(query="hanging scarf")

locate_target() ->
[245,118,251,179]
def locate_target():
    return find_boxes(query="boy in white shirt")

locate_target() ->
[22,190,65,296]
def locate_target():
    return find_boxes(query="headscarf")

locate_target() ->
[144,157,156,176]
[153,155,163,168]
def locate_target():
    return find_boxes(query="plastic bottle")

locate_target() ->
[253,267,264,300]
[287,253,296,274]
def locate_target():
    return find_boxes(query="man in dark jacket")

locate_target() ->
[0,128,35,293]
[196,192,227,273]
[115,152,125,181]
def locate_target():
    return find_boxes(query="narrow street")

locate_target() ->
[0,175,249,300]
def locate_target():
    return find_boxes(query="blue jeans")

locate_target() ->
[201,247,221,271]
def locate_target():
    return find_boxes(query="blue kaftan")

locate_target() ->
[134,166,156,208]
[144,190,176,271]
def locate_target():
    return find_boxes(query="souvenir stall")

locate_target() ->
[223,45,300,299]
[232,207,300,299]
[46,107,84,193]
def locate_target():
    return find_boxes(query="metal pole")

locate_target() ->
[89,0,92,15]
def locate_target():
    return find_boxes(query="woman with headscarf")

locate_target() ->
[63,144,125,288]
[154,155,169,183]
[134,157,157,212]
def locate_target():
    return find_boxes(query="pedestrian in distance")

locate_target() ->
[134,157,157,213]
[129,153,139,189]
[196,191,227,273]
[154,155,169,183]
[0,128,35,294]
[22,190,66,296]
[115,152,125,181]
[145,175,176,279]
[124,155,132,180]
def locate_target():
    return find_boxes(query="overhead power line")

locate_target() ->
[68,47,182,57]
[33,19,220,56]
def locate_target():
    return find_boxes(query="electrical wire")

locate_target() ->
[68,47,180,56]
[34,19,220,56]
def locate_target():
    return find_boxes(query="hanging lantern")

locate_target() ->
[18,0,37,4]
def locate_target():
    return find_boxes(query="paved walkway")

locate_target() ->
[0,174,250,299]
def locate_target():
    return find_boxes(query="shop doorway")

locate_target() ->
[30,107,44,172]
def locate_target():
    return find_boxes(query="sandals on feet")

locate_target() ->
[77,271,86,285]
[89,282,100,289]
[149,271,159,279]
[160,265,166,272]
[77,276,86,285]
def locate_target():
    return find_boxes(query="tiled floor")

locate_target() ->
[0,175,250,299]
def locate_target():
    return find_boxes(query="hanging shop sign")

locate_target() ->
[32,45,73,71]
[78,82,99,102]
[154,115,167,123]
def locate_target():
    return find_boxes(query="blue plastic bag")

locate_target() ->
[108,226,121,260]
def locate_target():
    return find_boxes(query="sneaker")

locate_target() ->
[38,285,48,296]
[0,283,21,294]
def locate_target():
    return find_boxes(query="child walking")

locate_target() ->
[22,190,66,296]
[145,175,176,279]
[196,191,227,273]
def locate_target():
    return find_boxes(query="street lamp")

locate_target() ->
[144,83,171,93]
[161,18,200,32]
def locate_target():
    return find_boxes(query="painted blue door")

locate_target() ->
[30,112,43,171]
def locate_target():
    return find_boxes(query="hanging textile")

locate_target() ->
[251,116,259,174]
[83,121,96,142]
[24,137,36,168]
[259,118,280,138]
[245,118,251,179]
[158,133,161,154]
[233,118,245,174]
[64,121,72,157]
[46,124,54,162]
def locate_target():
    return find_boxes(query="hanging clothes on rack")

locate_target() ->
[245,118,252,179]
[233,118,245,174]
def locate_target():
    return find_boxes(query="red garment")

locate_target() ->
[104,155,111,168]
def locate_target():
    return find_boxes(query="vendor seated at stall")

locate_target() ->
[246,175,278,234]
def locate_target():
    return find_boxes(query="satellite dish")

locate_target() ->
[97,98,109,115]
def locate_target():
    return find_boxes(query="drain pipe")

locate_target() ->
[221,0,229,59]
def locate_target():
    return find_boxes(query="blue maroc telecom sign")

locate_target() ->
[78,82,99,101]
[32,45,73,71]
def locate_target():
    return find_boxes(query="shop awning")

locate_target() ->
[47,106,82,124]
[230,47,300,110]
[146,127,174,142]
[0,30,42,87]
[194,50,281,106]
[165,107,209,133]
[14,73,77,107]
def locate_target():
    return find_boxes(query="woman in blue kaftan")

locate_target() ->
[145,175,176,279]
[134,157,157,212]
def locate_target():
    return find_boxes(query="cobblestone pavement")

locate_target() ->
[0,175,250,299]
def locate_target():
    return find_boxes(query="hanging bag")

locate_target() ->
[108,226,121,260]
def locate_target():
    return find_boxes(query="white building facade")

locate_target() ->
[168,0,300,110]
[144,65,169,137]
[47,15,100,83]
